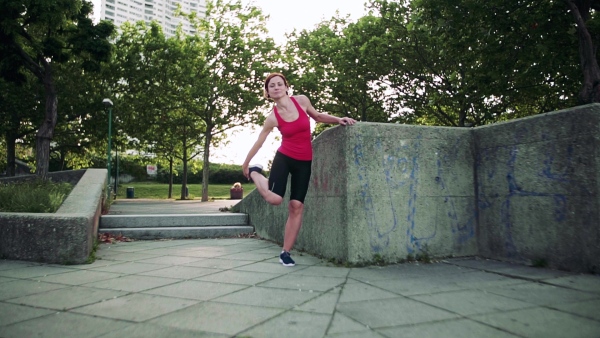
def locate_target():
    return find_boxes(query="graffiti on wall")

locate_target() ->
[477,134,572,257]
[435,138,476,245]
[353,131,475,253]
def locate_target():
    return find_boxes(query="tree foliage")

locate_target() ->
[0,0,114,178]
[285,0,591,127]
[109,21,207,199]
[399,0,581,125]
[184,0,280,200]
[285,14,390,134]
[0,76,42,176]
[4,0,600,182]
[566,0,600,103]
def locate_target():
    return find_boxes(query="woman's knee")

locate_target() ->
[288,200,304,214]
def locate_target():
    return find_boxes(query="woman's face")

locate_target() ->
[267,76,287,99]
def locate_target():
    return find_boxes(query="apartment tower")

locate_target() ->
[100,0,207,37]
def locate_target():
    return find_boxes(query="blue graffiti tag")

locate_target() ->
[435,138,476,244]
[354,132,439,253]
[479,144,569,258]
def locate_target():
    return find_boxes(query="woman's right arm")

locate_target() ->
[243,113,277,178]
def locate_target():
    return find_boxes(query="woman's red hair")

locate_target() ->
[264,72,289,99]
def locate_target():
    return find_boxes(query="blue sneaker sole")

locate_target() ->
[279,258,295,267]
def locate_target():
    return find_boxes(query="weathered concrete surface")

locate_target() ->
[236,123,478,264]
[0,169,106,264]
[474,104,600,273]
[3,240,599,337]
[236,104,600,272]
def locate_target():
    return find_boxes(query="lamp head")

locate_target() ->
[102,98,113,107]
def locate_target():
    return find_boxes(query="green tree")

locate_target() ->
[110,22,207,199]
[184,0,279,201]
[285,14,390,137]
[51,59,115,171]
[0,77,41,176]
[0,0,114,178]
[364,0,580,126]
[566,0,600,103]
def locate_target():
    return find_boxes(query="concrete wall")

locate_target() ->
[474,104,600,273]
[236,104,600,272]
[342,124,477,263]
[0,169,106,264]
[236,123,478,264]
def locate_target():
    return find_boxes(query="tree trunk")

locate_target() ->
[168,158,173,199]
[5,108,22,177]
[59,149,66,171]
[181,134,189,200]
[566,0,600,103]
[35,65,58,180]
[201,129,212,202]
[5,133,16,177]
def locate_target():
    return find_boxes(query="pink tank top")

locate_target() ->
[274,97,313,161]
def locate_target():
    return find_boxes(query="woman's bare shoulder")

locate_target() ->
[293,95,310,104]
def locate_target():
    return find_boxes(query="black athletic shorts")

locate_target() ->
[268,151,312,203]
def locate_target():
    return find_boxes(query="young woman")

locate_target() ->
[242,72,356,266]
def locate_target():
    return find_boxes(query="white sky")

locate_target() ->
[91,0,367,166]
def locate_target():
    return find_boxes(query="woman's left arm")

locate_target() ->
[298,95,356,126]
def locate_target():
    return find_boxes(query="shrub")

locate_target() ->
[0,179,73,213]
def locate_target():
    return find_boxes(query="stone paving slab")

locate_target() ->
[213,286,323,308]
[147,301,284,336]
[411,289,535,316]
[95,323,229,338]
[377,318,521,338]
[547,299,600,322]
[483,282,600,306]
[35,269,125,285]
[471,307,600,338]
[295,289,341,314]
[0,303,55,327]
[240,310,332,338]
[138,265,221,279]
[142,280,247,301]
[0,312,131,338]
[544,274,600,294]
[196,269,282,285]
[72,293,199,322]
[0,238,599,338]
[0,279,67,301]
[6,286,128,311]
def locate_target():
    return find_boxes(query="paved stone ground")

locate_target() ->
[0,238,599,337]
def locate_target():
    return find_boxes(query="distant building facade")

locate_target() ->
[100,0,206,37]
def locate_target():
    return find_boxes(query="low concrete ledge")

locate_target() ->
[0,169,106,264]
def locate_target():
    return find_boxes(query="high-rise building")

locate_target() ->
[100,0,206,37]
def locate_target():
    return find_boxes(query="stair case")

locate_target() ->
[99,213,253,240]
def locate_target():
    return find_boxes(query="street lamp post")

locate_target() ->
[102,98,113,198]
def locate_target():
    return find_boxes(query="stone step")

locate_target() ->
[100,213,248,228]
[97,226,255,240]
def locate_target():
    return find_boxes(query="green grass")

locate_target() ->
[0,179,74,213]
[0,179,251,213]
[114,181,255,200]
